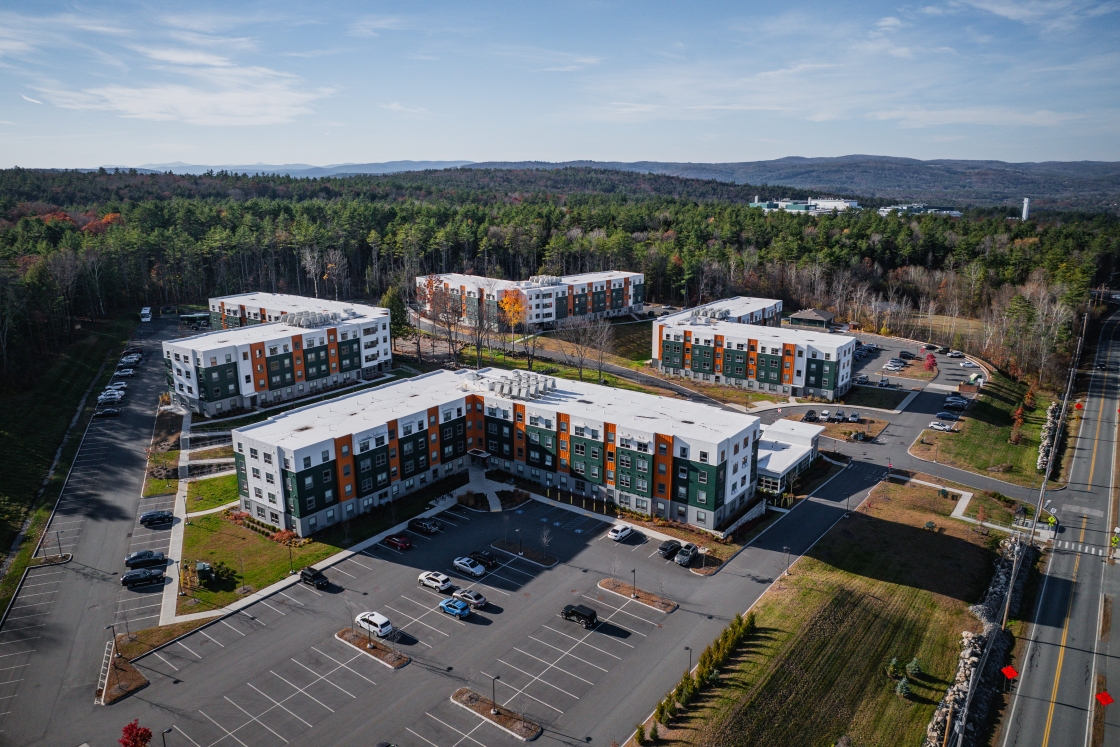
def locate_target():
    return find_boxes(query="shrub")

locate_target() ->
[896,677,911,699]
[906,657,922,676]
[887,657,901,679]
[634,723,646,745]
[649,722,659,742]
[924,353,937,371]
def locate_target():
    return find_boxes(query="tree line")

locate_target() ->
[1,167,1117,387]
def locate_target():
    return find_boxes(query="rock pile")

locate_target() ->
[1037,401,1060,471]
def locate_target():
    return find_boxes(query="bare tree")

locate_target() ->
[591,318,615,382]
[468,283,497,370]
[558,315,596,380]
[539,526,552,553]
[427,283,462,360]
[324,246,349,300]
[47,249,81,341]
[301,246,323,298]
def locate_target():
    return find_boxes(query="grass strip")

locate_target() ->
[186,474,240,513]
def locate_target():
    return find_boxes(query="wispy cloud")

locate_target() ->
[961,0,1120,30]
[350,15,407,37]
[20,93,42,104]
[381,102,427,115]
[870,106,1080,127]
[493,45,602,72]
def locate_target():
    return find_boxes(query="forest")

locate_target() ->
[1,166,1118,388]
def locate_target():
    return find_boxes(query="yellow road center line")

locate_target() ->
[1041,515,1088,747]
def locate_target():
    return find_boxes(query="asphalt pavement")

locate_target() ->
[0,318,180,746]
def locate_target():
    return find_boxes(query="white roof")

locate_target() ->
[761,420,824,448]
[212,293,388,319]
[663,296,780,323]
[560,270,642,285]
[169,322,325,351]
[755,438,813,478]
[417,270,642,293]
[238,367,757,450]
[667,318,857,349]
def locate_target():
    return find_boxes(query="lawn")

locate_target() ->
[672,379,787,407]
[608,319,653,363]
[841,385,911,410]
[660,480,996,747]
[459,346,673,397]
[0,314,135,612]
[179,472,468,613]
[191,445,234,460]
[963,490,1035,528]
[909,373,1063,488]
[186,474,240,513]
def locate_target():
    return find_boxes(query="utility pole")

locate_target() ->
[631,568,637,598]
[491,674,500,715]
[684,646,692,676]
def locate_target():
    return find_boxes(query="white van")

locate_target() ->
[356,611,393,637]
[820,409,830,422]
[140,307,152,322]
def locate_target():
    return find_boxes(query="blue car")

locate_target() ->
[439,598,471,619]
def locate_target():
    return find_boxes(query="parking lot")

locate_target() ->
[121,497,714,747]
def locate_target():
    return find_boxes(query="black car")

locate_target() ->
[935,411,960,421]
[943,401,967,410]
[123,346,144,355]
[899,351,916,360]
[300,567,329,589]
[657,539,682,559]
[802,410,818,422]
[924,343,938,350]
[468,550,500,569]
[562,604,598,629]
[408,518,440,534]
[94,408,122,418]
[139,509,174,527]
[121,568,164,588]
[1096,363,1107,371]
[125,549,166,569]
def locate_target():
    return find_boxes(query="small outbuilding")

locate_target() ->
[789,308,835,328]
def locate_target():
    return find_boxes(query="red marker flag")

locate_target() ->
[1001,666,1018,679]
[1097,691,1115,707]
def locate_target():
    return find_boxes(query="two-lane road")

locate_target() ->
[1002,310,1120,747]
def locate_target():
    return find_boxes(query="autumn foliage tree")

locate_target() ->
[119,719,152,747]
[497,291,528,351]
[924,353,937,371]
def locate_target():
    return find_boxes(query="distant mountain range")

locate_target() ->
[102,156,1120,210]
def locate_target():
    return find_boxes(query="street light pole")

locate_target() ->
[491,674,501,715]
[288,543,294,575]
[56,531,63,559]
[516,528,522,556]
[684,646,692,676]
[162,727,173,747]
[631,568,637,598]
[784,546,791,579]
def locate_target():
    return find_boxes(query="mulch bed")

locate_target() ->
[496,488,533,510]
[598,578,678,613]
[452,687,542,740]
[99,657,149,705]
[336,628,410,669]
[491,539,557,567]
[152,410,183,452]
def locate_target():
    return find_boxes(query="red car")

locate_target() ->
[384,534,412,550]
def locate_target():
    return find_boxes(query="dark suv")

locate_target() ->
[562,604,598,629]
[657,539,681,559]
[408,518,440,535]
[139,510,174,528]
[125,550,166,569]
[121,568,164,588]
[300,567,329,589]
[469,550,500,569]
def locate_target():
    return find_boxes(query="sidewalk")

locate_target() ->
[892,474,1054,541]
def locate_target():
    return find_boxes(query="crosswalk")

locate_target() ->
[1054,540,1107,555]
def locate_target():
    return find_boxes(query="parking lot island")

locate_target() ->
[598,577,678,613]
[452,687,543,741]
[335,628,410,669]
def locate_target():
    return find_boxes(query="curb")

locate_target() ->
[596,580,676,613]
[490,542,558,568]
[905,432,1052,494]
[449,695,541,742]
[334,631,409,670]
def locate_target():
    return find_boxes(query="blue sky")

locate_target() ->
[1,1,1118,168]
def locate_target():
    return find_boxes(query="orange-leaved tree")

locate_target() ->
[497,291,528,353]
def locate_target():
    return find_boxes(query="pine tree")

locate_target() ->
[896,677,911,699]
[887,657,901,679]
[906,657,922,677]
[634,723,646,745]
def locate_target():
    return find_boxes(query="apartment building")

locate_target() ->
[164,296,391,417]
[415,270,644,328]
[660,296,783,328]
[232,367,762,536]
[653,315,858,400]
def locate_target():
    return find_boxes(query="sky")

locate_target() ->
[1,0,1118,168]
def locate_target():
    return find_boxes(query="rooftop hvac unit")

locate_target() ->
[531,382,539,397]
[487,381,496,391]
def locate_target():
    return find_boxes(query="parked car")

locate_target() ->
[114,368,135,377]
[125,549,166,569]
[453,556,487,578]
[383,534,411,550]
[468,550,499,569]
[924,343,938,350]
[418,571,453,591]
[122,346,144,355]
[675,543,699,567]
[883,364,903,372]
[929,421,955,432]
[94,408,122,418]
[300,567,329,589]
[819,409,830,421]
[877,378,892,388]
[657,539,682,559]
[356,611,393,637]
[607,524,634,542]
[453,589,487,609]
[848,411,860,423]
[439,598,471,619]
[139,509,173,527]
[121,568,164,588]
[562,604,598,629]
[802,410,818,422]
[943,400,967,411]
[937,346,950,354]
[105,381,128,391]
[948,350,964,358]
[407,518,440,534]
[960,361,978,368]
[945,395,969,404]
[899,351,916,360]
[856,375,869,384]
[935,411,960,421]
[98,391,125,403]
[1096,363,1108,371]
[832,409,845,422]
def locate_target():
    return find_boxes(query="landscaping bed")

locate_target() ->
[100,657,148,705]
[152,409,183,452]
[962,490,1035,527]
[144,448,180,497]
[841,385,910,410]
[456,489,490,512]
[654,479,999,747]
[191,445,234,460]
[492,539,557,567]
[908,373,1065,488]
[116,619,214,660]
[496,488,532,510]
[598,578,678,612]
[452,687,542,741]
[336,628,410,668]
[186,473,240,513]
[786,415,888,443]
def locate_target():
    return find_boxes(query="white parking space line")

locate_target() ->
[511,648,595,685]
[11,590,56,599]
[278,591,305,606]
[480,671,563,714]
[0,636,40,646]
[117,600,162,613]
[221,620,247,637]
[247,682,313,728]
[178,641,202,659]
[403,529,432,541]
[201,630,225,648]
[172,724,201,747]
[9,601,52,611]
[406,727,441,747]
[310,646,377,686]
[270,670,335,713]
[154,652,179,672]
[382,605,445,639]
[580,596,659,626]
[261,601,286,616]
[199,710,250,747]
[5,613,48,621]
[367,544,402,556]
[347,557,373,571]
[333,567,356,578]
[291,658,355,698]
[224,695,290,744]
[424,713,487,747]
[526,636,607,671]
[239,610,266,626]
[0,650,34,659]
[495,561,535,578]
[541,625,622,659]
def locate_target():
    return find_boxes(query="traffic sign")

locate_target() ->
[1001,666,1018,679]
[1097,691,1114,707]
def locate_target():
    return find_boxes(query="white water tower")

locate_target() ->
[1022,198,1030,221]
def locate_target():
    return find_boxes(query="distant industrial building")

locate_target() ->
[416,271,644,328]
[749,197,860,215]
[877,204,963,218]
